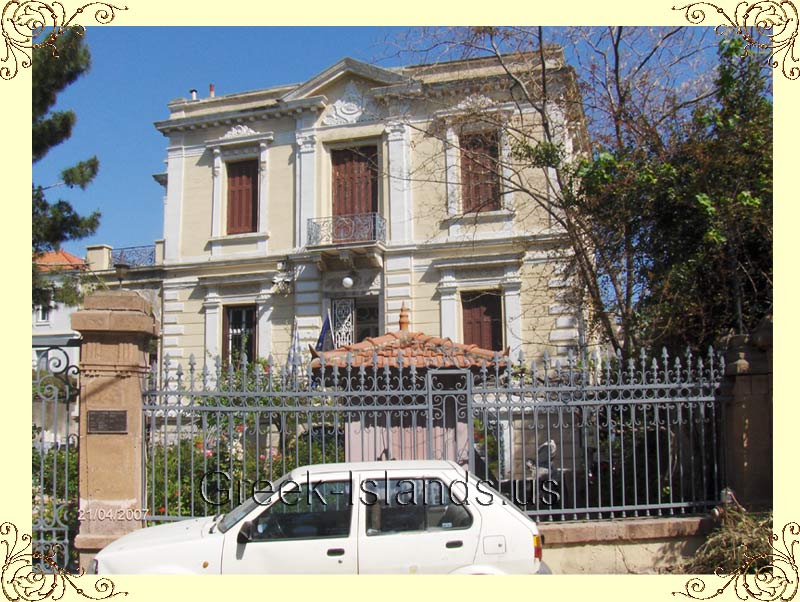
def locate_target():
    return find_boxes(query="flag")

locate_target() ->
[285,317,300,376]
[315,310,334,352]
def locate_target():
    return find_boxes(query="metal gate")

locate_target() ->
[32,347,80,571]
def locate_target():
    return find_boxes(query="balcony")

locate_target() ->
[307,213,386,247]
[111,245,156,268]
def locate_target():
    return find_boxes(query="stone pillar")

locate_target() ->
[210,147,223,254]
[203,288,222,360]
[501,278,522,358]
[438,269,459,341]
[721,316,772,510]
[386,122,412,244]
[71,291,159,570]
[296,131,317,248]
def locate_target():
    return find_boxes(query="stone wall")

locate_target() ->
[720,316,773,510]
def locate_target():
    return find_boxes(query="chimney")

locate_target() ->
[209,83,215,98]
[190,88,197,101]
[398,302,409,333]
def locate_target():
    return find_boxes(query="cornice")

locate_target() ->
[154,97,327,136]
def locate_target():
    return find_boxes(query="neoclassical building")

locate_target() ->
[89,49,588,367]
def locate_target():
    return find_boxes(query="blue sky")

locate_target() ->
[33,26,411,257]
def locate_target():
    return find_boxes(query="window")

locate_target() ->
[34,305,51,324]
[251,480,352,541]
[331,297,379,347]
[460,131,501,212]
[461,291,503,350]
[223,305,256,365]
[226,159,258,234]
[332,146,378,216]
[363,478,472,536]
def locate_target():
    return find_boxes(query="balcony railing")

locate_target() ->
[307,213,386,246]
[111,245,156,268]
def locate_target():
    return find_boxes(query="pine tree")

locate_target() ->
[32,27,100,308]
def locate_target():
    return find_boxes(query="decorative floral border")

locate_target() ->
[1,522,127,600]
[1,0,127,81]
[673,1,800,80]
[673,521,799,601]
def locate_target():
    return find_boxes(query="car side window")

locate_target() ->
[251,480,351,541]
[363,478,472,536]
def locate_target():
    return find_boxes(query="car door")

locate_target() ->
[220,476,357,574]
[355,471,481,574]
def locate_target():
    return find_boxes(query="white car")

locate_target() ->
[93,460,548,574]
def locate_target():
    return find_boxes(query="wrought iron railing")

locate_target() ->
[111,245,156,268]
[32,347,80,572]
[142,347,725,525]
[307,212,386,246]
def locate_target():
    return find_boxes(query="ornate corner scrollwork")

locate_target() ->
[1,521,128,600]
[672,521,799,601]
[673,1,799,80]
[1,1,127,81]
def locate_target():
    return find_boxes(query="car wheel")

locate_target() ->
[537,562,553,574]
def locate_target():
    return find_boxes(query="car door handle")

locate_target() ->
[445,540,463,549]
[327,548,345,557]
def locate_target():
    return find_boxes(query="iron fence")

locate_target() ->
[111,245,156,268]
[32,347,80,571]
[307,212,387,246]
[143,346,725,525]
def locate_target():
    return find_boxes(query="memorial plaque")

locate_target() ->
[87,410,128,434]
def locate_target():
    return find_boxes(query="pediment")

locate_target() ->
[282,57,408,102]
[318,78,384,126]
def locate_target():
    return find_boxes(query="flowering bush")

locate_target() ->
[145,362,343,520]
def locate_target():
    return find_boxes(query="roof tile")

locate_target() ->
[310,327,507,370]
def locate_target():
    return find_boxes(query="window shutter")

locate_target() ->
[227,160,258,234]
[460,132,500,213]
[461,292,503,350]
[332,147,378,216]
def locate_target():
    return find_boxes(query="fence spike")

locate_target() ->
[201,362,209,390]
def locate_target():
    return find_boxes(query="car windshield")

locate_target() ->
[217,475,290,534]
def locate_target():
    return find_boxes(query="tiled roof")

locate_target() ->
[34,250,86,272]
[310,330,508,370]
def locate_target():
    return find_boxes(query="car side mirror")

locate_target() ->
[237,521,253,544]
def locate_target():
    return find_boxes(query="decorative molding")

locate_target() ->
[1,1,127,81]
[455,93,496,112]
[207,130,273,153]
[222,124,258,139]
[218,145,259,159]
[0,521,127,599]
[673,520,799,600]
[433,253,524,272]
[385,121,407,141]
[673,1,799,80]
[321,82,380,126]
[208,231,269,244]
[295,132,317,153]
[211,148,221,177]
